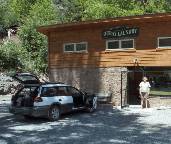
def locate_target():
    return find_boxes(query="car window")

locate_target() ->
[17,87,37,97]
[17,75,38,81]
[30,87,39,97]
[41,86,70,97]
[13,73,40,84]
[41,87,56,97]
[57,87,70,96]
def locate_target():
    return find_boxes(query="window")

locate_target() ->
[106,39,134,50]
[57,87,69,96]
[76,43,87,51]
[158,37,171,48]
[41,87,57,97]
[64,42,87,52]
[64,44,75,52]
[121,39,134,49]
[41,87,69,97]
[17,87,38,97]
[108,41,119,49]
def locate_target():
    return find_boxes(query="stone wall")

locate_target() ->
[149,96,171,107]
[120,71,128,107]
[49,67,127,106]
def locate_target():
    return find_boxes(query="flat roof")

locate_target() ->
[37,12,171,35]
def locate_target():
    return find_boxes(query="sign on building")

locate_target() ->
[102,26,139,39]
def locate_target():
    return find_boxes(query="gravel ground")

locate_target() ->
[0,96,171,144]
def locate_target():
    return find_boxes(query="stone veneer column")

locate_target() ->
[49,67,127,106]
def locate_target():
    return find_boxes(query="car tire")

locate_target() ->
[87,97,97,113]
[48,105,60,121]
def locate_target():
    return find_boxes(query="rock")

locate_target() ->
[0,73,19,95]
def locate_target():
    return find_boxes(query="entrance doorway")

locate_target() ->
[127,67,144,105]
[127,71,143,105]
[121,67,171,107]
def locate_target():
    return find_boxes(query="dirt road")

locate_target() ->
[0,97,171,144]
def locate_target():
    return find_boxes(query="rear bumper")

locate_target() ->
[9,106,49,117]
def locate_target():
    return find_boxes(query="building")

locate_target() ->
[37,13,171,106]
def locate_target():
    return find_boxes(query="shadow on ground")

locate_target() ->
[0,104,170,144]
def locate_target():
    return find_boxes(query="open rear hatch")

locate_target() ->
[11,73,41,85]
[11,73,40,107]
[12,86,39,107]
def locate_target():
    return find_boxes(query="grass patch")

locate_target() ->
[150,87,171,96]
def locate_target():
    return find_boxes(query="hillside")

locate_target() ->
[0,0,171,73]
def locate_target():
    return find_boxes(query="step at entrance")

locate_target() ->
[128,105,142,108]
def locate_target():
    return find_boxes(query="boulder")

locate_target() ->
[0,73,19,95]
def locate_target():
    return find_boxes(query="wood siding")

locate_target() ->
[47,18,171,68]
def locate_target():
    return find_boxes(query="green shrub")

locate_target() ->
[0,41,27,71]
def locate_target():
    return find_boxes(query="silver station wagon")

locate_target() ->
[9,73,97,121]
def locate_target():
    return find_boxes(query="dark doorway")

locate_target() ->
[127,67,144,105]
[123,67,171,106]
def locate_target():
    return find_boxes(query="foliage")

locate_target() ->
[0,0,171,73]
[4,0,38,27]
[0,41,27,71]
[18,0,59,73]
[55,0,170,22]
[0,0,8,26]
[0,0,12,31]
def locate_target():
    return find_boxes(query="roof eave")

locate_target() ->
[37,12,171,35]
[37,27,49,36]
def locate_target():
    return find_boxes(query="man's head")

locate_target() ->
[143,76,148,82]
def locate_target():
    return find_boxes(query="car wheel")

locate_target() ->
[87,97,97,113]
[48,106,60,121]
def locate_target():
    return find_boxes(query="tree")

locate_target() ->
[1,0,171,73]
[0,0,13,31]
[0,41,26,71]
[5,0,38,27]
[18,0,59,73]
[164,0,171,12]
[83,0,123,20]
[142,0,166,13]
[55,0,144,21]
[53,0,88,22]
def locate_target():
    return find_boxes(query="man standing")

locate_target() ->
[139,77,151,108]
